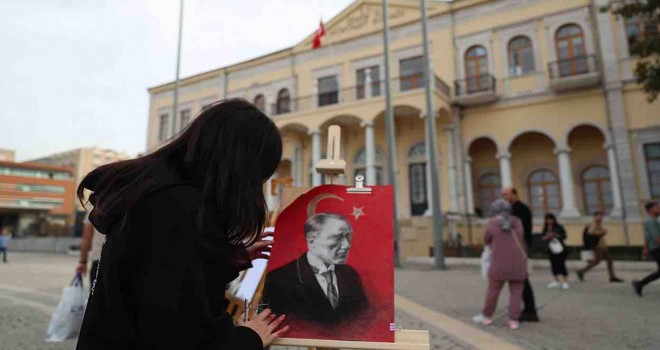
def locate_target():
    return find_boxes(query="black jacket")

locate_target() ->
[263,254,367,324]
[76,163,262,350]
[543,223,567,251]
[582,226,602,250]
[512,200,533,247]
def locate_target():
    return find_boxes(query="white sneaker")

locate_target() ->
[472,314,493,326]
[561,282,570,290]
[547,281,560,289]
[508,320,520,330]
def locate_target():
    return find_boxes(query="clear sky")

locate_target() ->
[1,0,353,161]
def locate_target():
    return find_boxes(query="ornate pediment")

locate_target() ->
[295,0,425,51]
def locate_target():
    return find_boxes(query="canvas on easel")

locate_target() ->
[262,184,395,343]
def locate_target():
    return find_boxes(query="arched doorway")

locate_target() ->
[468,137,500,217]
[508,132,559,217]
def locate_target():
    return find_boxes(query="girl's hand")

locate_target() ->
[240,309,289,347]
[246,232,273,261]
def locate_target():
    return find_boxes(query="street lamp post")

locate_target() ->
[382,0,401,267]
[420,0,446,269]
[171,0,184,139]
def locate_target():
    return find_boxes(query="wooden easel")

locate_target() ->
[270,125,431,350]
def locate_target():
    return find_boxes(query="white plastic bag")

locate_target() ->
[45,273,87,342]
[480,246,491,280]
[581,250,595,262]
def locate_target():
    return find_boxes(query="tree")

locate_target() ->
[603,1,660,102]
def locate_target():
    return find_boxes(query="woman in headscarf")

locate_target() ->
[473,199,528,330]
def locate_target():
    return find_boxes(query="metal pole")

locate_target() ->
[420,0,445,269]
[382,0,401,267]
[171,0,184,138]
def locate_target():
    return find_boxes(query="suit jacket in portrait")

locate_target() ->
[263,253,368,324]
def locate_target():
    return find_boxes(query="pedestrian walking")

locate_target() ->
[632,201,660,297]
[473,199,527,330]
[75,209,105,288]
[75,99,288,350]
[542,213,569,289]
[0,227,11,263]
[577,211,623,283]
[501,187,539,322]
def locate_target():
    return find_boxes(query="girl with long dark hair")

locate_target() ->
[75,99,288,349]
[542,213,569,290]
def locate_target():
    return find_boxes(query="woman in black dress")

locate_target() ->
[76,99,288,349]
[542,213,569,290]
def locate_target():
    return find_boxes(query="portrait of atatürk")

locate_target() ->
[263,185,394,342]
[264,210,367,323]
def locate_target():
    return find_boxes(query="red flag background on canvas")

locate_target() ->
[265,185,395,343]
[312,21,325,49]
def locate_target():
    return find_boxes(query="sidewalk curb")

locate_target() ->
[406,257,657,272]
[395,294,522,350]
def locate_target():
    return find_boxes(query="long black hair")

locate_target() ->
[543,213,560,232]
[77,99,282,251]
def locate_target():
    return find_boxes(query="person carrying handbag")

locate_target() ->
[577,211,623,283]
[473,199,527,330]
[541,213,569,290]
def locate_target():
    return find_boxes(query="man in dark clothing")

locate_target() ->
[502,187,539,322]
[263,213,368,324]
[632,201,660,296]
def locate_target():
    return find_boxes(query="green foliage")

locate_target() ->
[602,0,660,102]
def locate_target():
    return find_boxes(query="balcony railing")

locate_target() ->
[269,75,450,116]
[548,54,599,79]
[454,74,497,97]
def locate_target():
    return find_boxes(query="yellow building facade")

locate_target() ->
[146,0,660,260]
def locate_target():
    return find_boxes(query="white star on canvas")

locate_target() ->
[351,206,365,220]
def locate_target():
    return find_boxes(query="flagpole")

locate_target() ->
[382,0,401,268]
[171,0,184,138]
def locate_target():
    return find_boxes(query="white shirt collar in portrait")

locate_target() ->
[306,251,339,300]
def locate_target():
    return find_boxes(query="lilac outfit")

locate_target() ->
[482,216,528,320]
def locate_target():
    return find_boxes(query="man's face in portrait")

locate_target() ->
[307,217,353,266]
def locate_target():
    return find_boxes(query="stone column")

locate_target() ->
[555,147,581,218]
[497,152,513,189]
[445,125,458,212]
[594,0,640,221]
[606,143,623,217]
[464,156,475,214]
[266,174,278,210]
[424,133,434,216]
[451,107,467,214]
[310,129,322,186]
[293,144,303,187]
[364,122,376,186]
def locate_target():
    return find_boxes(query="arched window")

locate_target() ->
[408,142,428,216]
[478,173,501,217]
[508,36,534,76]
[276,89,291,114]
[354,148,384,185]
[582,166,613,214]
[625,16,659,55]
[555,24,587,77]
[464,45,489,93]
[253,94,265,112]
[528,170,561,216]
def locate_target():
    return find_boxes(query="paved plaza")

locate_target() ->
[0,252,658,349]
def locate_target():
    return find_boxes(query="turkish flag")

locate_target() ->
[312,21,325,49]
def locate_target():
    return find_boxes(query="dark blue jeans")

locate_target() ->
[0,247,6,263]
